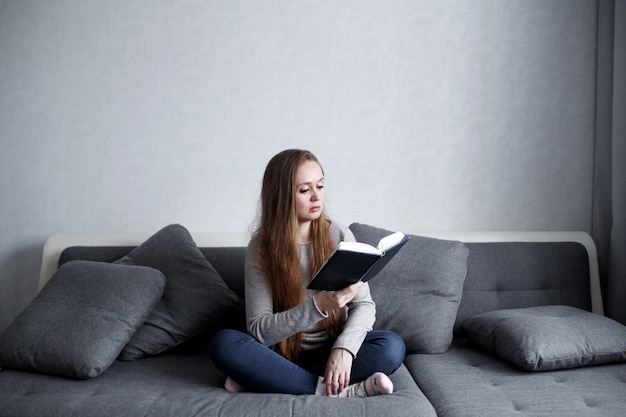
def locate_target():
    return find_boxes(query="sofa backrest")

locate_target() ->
[456,240,592,328]
[54,245,247,299]
[42,230,602,332]
[413,231,601,317]
[38,232,249,291]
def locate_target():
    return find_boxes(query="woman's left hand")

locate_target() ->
[323,348,353,395]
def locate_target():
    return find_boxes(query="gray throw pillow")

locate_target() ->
[349,223,469,353]
[0,261,165,379]
[115,224,239,360]
[460,305,626,371]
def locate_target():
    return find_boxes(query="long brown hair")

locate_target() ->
[255,149,344,362]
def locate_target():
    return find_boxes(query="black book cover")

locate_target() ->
[307,236,409,291]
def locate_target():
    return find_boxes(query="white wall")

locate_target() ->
[0,0,599,331]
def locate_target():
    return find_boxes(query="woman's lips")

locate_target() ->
[310,206,321,213]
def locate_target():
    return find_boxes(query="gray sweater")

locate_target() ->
[244,222,376,357]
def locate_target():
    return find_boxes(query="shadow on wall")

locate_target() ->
[0,243,43,332]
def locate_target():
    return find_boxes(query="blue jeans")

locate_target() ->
[209,329,406,395]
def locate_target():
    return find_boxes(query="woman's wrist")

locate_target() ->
[332,347,354,360]
[313,293,329,317]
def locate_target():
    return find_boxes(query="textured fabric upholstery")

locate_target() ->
[0,261,165,378]
[2,232,619,417]
[460,305,626,371]
[113,224,239,360]
[406,340,626,417]
[0,347,436,417]
[59,245,249,333]
[350,223,469,353]
[455,241,592,332]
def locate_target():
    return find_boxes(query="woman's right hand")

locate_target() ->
[314,281,363,312]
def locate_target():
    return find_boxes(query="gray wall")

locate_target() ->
[0,0,599,331]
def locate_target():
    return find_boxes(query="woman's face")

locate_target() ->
[295,160,325,224]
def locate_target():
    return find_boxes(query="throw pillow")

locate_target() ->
[460,305,626,371]
[115,224,238,360]
[349,223,469,353]
[0,260,165,378]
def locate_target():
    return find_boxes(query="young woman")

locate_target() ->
[210,149,405,397]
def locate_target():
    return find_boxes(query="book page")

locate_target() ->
[337,241,381,255]
[377,232,406,253]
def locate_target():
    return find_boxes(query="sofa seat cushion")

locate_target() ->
[405,339,626,417]
[349,223,469,353]
[0,347,436,417]
[460,305,626,371]
[0,261,165,379]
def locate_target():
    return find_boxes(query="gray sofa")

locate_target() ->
[1,223,625,417]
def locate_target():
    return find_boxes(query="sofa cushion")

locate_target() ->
[0,260,165,379]
[115,224,238,360]
[349,223,469,353]
[460,305,626,371]
[406,339,626,417]
[0,356,436,417]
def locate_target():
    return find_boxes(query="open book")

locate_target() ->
[306,231,410,291]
